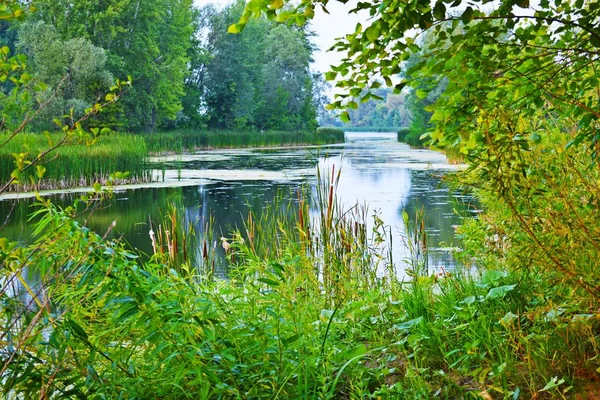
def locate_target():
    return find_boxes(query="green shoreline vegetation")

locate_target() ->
[142,127,346,154]
[0,128,345,192]
[3,158,599,397]
[2,0,600,396]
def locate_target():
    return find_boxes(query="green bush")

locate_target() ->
[397,127,411,142]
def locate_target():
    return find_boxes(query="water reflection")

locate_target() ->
[0,132,478,275]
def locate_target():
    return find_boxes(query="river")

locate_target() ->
[0,132,478,277]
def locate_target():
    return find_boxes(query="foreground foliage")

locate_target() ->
[2,153,600,397]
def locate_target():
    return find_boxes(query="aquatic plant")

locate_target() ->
[0,132,148,192]
[142,128,345,154]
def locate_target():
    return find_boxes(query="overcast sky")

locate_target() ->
[192,0,369,75]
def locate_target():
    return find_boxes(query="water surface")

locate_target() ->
[0,132,478,276]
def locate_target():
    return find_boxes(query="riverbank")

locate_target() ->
[0,128,345,192]
[397,128,464,164]
[323,125,403,132]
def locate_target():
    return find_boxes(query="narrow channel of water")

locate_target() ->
[0,132,478,276]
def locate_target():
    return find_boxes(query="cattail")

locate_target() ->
[221,237,230,252]
[149,229,157,255]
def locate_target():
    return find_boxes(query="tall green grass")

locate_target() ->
[142,127,345,154]
[0,132,148,191]
[1,128,344,191]
[397,126,428,148]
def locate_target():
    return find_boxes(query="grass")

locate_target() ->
[0,132,149,192]
[397,127,427,148]
[141,127,345,154]
[398,127,465,163]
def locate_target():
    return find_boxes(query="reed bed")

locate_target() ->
[142,127,345,154]
[0,132,148,192]
[335,125,403,132]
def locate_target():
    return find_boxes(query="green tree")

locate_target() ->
[31,0,195,131]
[256,25,317,130]
[15,21,113,130]
[201,0,319,130]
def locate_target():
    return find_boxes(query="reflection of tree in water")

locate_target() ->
[0,182,307,274]
[400,170,478,269]
[154,150,320,172]
[175,182,306,275]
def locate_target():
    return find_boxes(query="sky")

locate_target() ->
[192,0,369,75]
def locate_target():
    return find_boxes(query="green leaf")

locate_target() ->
[394,316,424,330]
[35,165,46,179]
[325,71,337,81]
[257,278,280,286]
[433,1,446,19]
[394,81,407,94]
[247,0,262,12]
[416,89,428,99]
[282,334,301,345]
[461,7,474,24]
[228,24,241,34]
[340,111,351,123]
[365,23,381,42]
[67,319,89,342]
[460,295,476,305]
[540,376,565,391]
[486,284,516,300]
[270,0,283,9]
[499,311,518,326]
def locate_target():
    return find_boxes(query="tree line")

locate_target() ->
[0,0,321,133]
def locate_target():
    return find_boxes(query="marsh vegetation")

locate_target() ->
[2,0,600,397]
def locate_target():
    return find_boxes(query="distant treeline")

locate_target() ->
[319,88,409,131]
[0,0,322,134]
